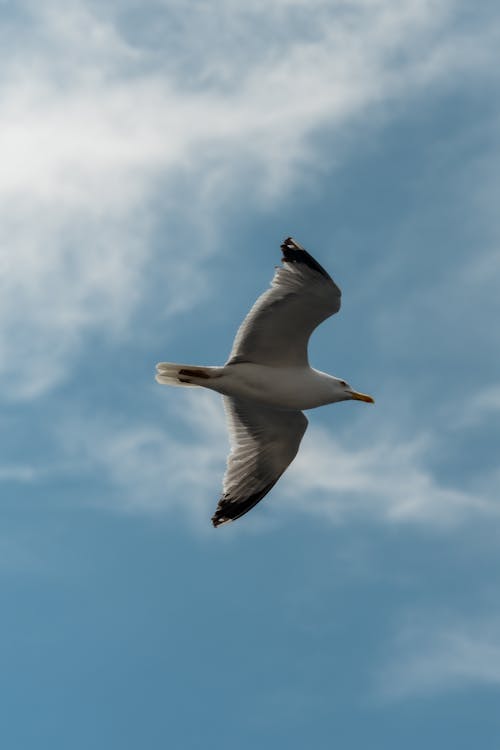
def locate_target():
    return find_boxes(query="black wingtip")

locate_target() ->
[211,481,279,528]
[280,237,331,280]
[211,515,229,528]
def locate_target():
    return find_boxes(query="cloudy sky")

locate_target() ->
[2,0,500,747]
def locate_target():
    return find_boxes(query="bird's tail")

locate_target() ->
[155,362,223,387]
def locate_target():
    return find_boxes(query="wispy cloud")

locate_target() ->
[0,465,39,482]
[283,423,493,525]
[377,609,500,700]
[2,0,496,399]
[53,390,227,527]
[51,387,497,529]
[455,382,500,427]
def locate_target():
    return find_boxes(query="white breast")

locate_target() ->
[212,363,337,410]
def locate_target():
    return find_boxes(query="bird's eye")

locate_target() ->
[340,380,347,387]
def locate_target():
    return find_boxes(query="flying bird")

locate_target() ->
[156,237,374,527]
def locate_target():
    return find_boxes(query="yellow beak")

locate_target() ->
[349,390,375,404]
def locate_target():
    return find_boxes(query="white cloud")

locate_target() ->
[53,387,497,529]
[2,0,495,399]
[282,423,493,525]
[0,464,39,482]
[378,610,500,699]
[54,390,228,528]
[456,382,500,428]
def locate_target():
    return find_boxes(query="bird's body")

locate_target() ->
[156,237,374,527]
[174,363,350,411]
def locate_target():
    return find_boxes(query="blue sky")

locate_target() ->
[2,0,500,747]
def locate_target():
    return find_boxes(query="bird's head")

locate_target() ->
[334,378,374,404]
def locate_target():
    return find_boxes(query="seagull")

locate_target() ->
[156,237,374,527]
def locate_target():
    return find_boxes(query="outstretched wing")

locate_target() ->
[212,397,308,527]
[227,237,341,368]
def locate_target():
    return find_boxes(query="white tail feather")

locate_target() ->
[155,362,222,387]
